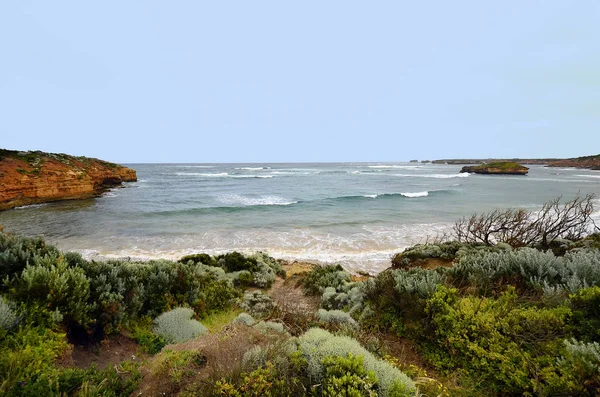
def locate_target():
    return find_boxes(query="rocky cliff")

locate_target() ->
[546,154,600,170]
[460,161,529,175]
[0,149,137,211]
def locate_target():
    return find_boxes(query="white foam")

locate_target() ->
[363,194,378,198]
[234,167,269,171]
[390,173,470,179]
[167,165,214,168]
[231,175,274,179]
[575,174,600,179]
[175,172,229,177]
[400,191,429,198]
[350,171,361,175]
[14,203,47,210]
[368,165,421,169]
[218,194,297,206]
[65,222,456,274]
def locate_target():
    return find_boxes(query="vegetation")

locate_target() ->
[1,194,600,395]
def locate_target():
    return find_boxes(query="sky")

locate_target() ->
[1,1,599,163]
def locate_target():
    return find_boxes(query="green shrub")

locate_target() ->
[179,252,217,267]
[303,264,352,295]
[217,252,259,273]
[12,254,93,327]
[131,317,167,354]
[423,285,574,395]
[0,297,19,332]
[318,309,359,329]
[0,231,59,287]
[296,328,416,396]
[241,291,276,318]
[0,326,68,395]
[557,339,600,395]
[153,307,208,344]
[570,286,600,342]
[232,312,255,326]
[321,353,378,396]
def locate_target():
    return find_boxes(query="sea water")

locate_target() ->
[1,163,599,273]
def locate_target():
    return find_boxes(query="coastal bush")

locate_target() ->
[296,328,416,396]
[570,286,600,342]
[179,252,217,267]
[0,231,59,287]
[391,241,463,269]
[317,309,359,329]
[232,312,256,326]
[303,264,352,295]
[11,254,93,327]
[558,339,600,395]
[153,307,208,344]
[0,297,19,333]
[253,321,287,335]
[241,291,276,318]
[423,285,574,395]
[321,354,378,397]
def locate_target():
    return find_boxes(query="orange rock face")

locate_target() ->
[0,150,137,211]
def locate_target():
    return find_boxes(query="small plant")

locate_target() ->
[241,291,276,318]
[153,307,208,344]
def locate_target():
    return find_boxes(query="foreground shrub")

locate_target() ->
[0,231,59,287]
[321,353,378,397]
[558,339,600,395]
[303,264,352,295]
[241,291,276,318]
[296,328,416,396]
[0,297,19,333]
[424,285,574,395]
[153,307,208,344]
[317,309,359,329]
[12,254,93,327]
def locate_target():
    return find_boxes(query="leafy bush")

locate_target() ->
[296,328,416,396]
[558,339,600,395]
[12,254,94,327]
[153,307,208,344]
[570,286,600,342]
[423,285,574,395]
[241,291,276,318]
[303,264,352,295]
[0,297,19,332]
[253,321,287,335]
[232,312,256,326]
[317,309,359,329]
[0,231,59,287]
[214,361,292,397]
[391,241,464,269]
[321,353,378,396]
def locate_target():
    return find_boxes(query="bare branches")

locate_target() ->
[454,194,596,248]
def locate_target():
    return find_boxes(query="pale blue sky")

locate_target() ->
[1,1,598,163]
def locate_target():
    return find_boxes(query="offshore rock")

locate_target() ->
[0,149,137,211]
[460,161,529,175]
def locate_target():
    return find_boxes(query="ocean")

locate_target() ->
[1,162,599,273]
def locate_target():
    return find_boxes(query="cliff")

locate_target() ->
[0,149,137,211]
[546,154,600,170]
[460,161,529,175]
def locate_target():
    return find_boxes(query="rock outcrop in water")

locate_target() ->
[0,149,137,211]
[460,161,529,175]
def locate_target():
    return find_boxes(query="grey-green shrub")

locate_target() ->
[0,297,19,331]
[231,312,255,326]
[254,321,287,335]
[153,307,207,343]
[317,309,359,329]
[296,328,416,396]
[241,291,276,317]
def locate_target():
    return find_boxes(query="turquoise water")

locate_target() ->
[1,163,599,273]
